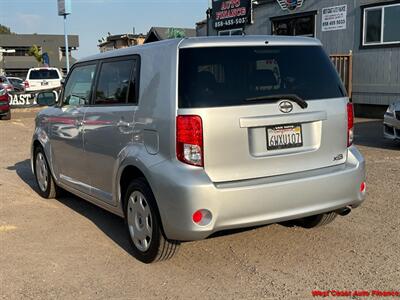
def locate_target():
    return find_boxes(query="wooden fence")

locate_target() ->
[330,52,353,99]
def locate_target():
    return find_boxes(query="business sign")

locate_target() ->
[322,5,347,31]
[276,0,304,11]
[58,0,72,16]
[9,90,60,107]
[212,0,252,30]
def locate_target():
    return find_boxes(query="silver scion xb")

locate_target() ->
[31,36,366,263]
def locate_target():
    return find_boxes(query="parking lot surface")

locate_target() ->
[1,109,399,299]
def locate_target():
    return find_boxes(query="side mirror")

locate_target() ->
[36,91,57,106]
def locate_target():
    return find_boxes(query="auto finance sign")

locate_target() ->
[212,0,252,30]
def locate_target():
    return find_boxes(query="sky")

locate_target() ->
[0,0,209,58]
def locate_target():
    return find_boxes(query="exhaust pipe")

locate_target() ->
[336,206,352,216]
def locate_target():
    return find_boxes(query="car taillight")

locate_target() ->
[24,80,29,88]
[176,115,203,167]
[347,103,354,147]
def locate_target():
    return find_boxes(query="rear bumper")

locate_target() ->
[150,146,366,241]
[383,114,400,140]
[0,105,10,115]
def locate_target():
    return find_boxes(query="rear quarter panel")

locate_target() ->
[114,40,180,214]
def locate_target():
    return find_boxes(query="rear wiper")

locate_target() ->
[245,94,308,109]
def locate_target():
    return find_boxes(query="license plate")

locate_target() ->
[41,81,49,86]
[266,124,303,150]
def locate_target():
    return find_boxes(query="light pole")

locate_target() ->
[58,0,72,74]
[206,8,212,36]
[206,0,212,36]
[63,14,70,73]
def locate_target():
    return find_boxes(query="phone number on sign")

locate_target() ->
[215,17,247,29]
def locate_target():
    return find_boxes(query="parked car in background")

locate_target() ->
[31,36,366,263]
[24,67,62,93]
[384,101,400,140]
[0,75,14,93]
[0,84,11,120]
[7,77,25,93]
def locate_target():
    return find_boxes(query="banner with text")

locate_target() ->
[212,0,251,31]
[9,89,60,108]
[322,5,347,31]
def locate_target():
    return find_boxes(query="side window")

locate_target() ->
[94,59,137,105]
[63,64,96,106]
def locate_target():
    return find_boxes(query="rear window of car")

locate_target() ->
[178,46,346,108]
[9,78,23,85]
[28,70,60,80]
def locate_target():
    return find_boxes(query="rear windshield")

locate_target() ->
[29,70,60,80]
[178,46,346,108]
[9,78,23,85]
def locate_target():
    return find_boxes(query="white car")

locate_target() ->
[384,101,400,140]
[25,68,63,93]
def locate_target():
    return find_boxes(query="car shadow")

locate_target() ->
[354,119,400,150]
[7,159,40,193]
[7,159,132,255]
[8,159,264,255]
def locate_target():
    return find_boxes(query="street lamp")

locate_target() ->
[58,0,72,74]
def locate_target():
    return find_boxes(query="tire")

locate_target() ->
[2,111,11,120]
[33,146,59,199]
[295,212,338,229]
[124,178,179,263]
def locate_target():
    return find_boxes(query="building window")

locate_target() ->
[218,29,244,36]
[60,47,76,57]
[2,69,29,79]
[271,12,317,37]
[362,3,400,46]
[2,46,37,57]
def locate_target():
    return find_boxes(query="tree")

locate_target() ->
[0,24,12,34]
[28,45,43,66]
[166,28,186,39]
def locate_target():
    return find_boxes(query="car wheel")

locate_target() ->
[295,212,337,229]
[3,111,11,120]
[34,147,59,199]
[124,178,179,263]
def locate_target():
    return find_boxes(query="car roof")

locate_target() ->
[178,35,322,48]
[77,35,322,63]
[28,68,59,71]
